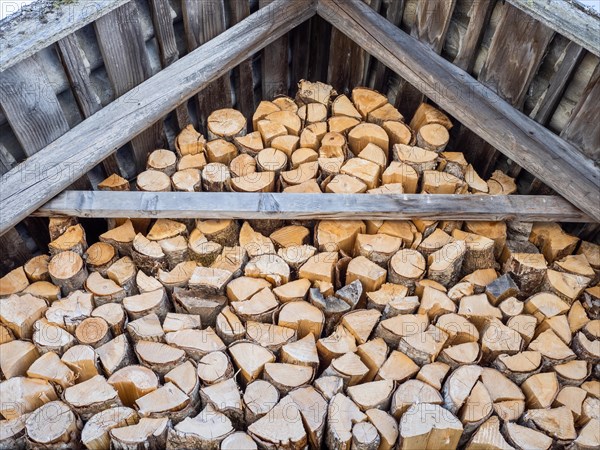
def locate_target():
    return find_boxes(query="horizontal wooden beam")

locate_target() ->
[0,0,316,236]
[0,0,131,71]
[317,0,600,222]
[506,0,600,58]
[33,192,593,222]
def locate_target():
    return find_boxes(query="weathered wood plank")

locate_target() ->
[452,0,495,73]
[290,20,311,96]
[518,41,585,183]
[561,60,599,161]
[460,2,555,177]
[33,192,593,223]
[182,0,232,130]
[228,0,256,123]
[307,15,331,82]
[95,1,165,172]
[260,0,289,98]
[394,0,456,118]
[506,0,600,58]
[0,0,317,236]
[371,0,405,92]
[0,145,31,275]
[317,0,600,221]
[0,0,130,71]
[0,58,71,155]
[327,0,381,93]
[149,0,191,130]
[56,33,121,176]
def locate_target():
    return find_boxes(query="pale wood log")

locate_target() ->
[25,400,81,449]
[522,406,577,442]
[243,380,279,425]
[398,403,463,450]
[165,327,225,362]
[178,153,207,171]
[201,162,231,192]
[110,417,169,450]
[229,341,275,385]
[32,319,75,355]
[63,374,121,420]
[388,249,426,292]
[95,333,135,377]
[221,432,257,450]
[100,220,136,257]
[134,340,186,376]
[206,140,238,166]
[24,255,50,283]
[61,344,100,382]
[48,251,88,295]
[135,382,192,424]
[48,224,87,257]
[248,395,307,449]
[171,169,201,192]
[85,271,126,306]
[81,407,138,450]
[196,351,233,385]
[107,365,159,408]
[326,393,367,450]
[279,299,325,339]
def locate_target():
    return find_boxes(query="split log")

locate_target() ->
[48,251,88,294]
[416,123,449,152]
[502,422,552,450]
[271,135,299,158]
[171,288,227,326]
[135,382,192,424]
[123,289,169,321]
[393,144,438,174]
[0,340,40,378]
[263,363,313,395]
[326,393,367,450]
[85,271,125,305]
[26,351,75,389]
[197,351,233,385]
[201,162,230,192]
[176,124,205,156]
[63,374,121,420]
[25,401,81,448]
[0,293,47,339]
[228,341,275,384]
[178,153,207,171]
[298,103,328,124]
[206,139,238,165]
[317,325,357,366]
[127,313,164,342]
[147,149,177,176]
[298,80,336,105]
[398,403,463,450]
[230,153,256,178]
[134,340,186,376]
[61,344,100,382]
[367,102,404,125]
[248,395,307,449]
[81,407,138,450]
[84,242,118,276]
[165,327,226,361]
[110,417,169,450]
[0,377,57,419]
[280,332,319,369]
[208,108,246,141]
[48,224,87,256]
[196,219,239,247]
[92,303,127,336]
[410,103,453,131]
[243,379,279,424]
[107,365,159,407]
[171,168,201,192]
[348,123,389,157]
[100,220,136,257]
[388,249,426,291]
[33,319,75,355]
[522,406,577,442]
[246,321,296,353]
[24,255,50,283]
[188,230,222,265]
[131,234,167,274]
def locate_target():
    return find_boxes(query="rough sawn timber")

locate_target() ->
[33,192,593,223]
[0,0,317,236]
[317,0,600,222]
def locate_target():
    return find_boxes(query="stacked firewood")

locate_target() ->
[1,210,598,449]
[123,80,516,196]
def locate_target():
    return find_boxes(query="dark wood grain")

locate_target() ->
[228,0,256,123]
[460,2,555,177]
[0,0,316,236]
[33,191,593,223]
[56,33,121,176]
[182,0,233,131]
[452,0,495,73]
[307,15,331,82]
[395,0,456,118]
[149,0,191,130]
[95,2,165,172]
[259,0,290,98]
[317,0,600,221]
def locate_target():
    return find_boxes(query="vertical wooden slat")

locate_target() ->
[0,57,89,250]
[327,0,381,93]
[452,0,495,73]
[307,15,331,83]
[290,20,311,96]
[259,0,289,98]
[0,144,31,275]
[95,2,165,172]
[394,0,456,118]
[182,0,233,131]
[228,0,256,123]
[371,0,405,92]
[149,0,191,130]
[56,33,121,176]
[460,2,555,178]
[560,60,599,161]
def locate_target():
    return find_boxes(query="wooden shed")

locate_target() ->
[0,0,599,448]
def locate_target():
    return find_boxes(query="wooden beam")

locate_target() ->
[0,0,130,71]
[505,0,600,58]
[317,0,600,222]
[0,0,316,237]
[33,192,593,223]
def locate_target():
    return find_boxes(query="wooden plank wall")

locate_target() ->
[95,1,165,173]
[0,0,599,275]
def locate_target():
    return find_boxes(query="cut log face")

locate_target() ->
[63,374,121,420]
[82,406,138,450]
[248,394,307,449]
[107,365,159,408]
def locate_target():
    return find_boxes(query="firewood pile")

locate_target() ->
[0,212,598,449]
[119,80,516,196]
[0,80,599,449]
